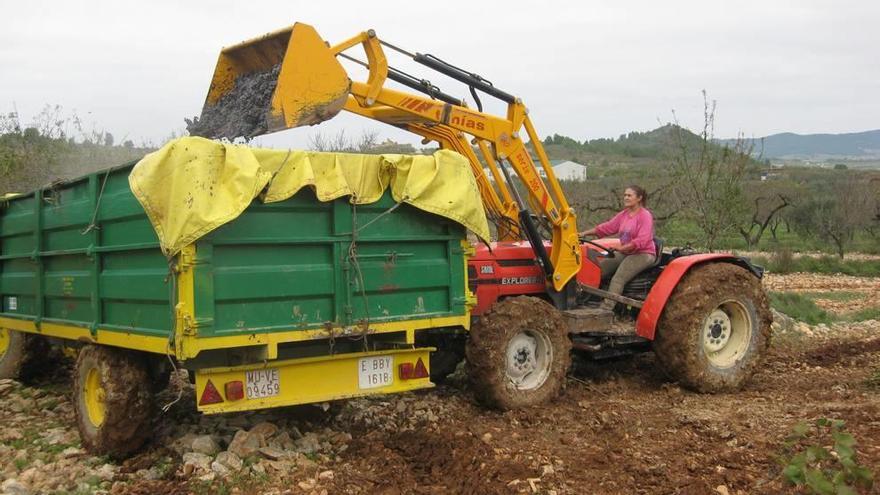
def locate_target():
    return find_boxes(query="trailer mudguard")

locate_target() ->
[635,254,762,340]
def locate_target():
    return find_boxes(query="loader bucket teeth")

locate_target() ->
[189,22,351,140]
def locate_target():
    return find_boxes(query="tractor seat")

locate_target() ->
[649,237,664,268]
[624,237,665,284]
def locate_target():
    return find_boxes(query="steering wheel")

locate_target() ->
[579,238,615,257]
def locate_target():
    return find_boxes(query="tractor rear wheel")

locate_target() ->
[653,263,771,392]
[466,296,571,410]
[73,345,154,459]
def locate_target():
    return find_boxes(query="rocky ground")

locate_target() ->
[765,272,880,315]
[735,251,880,262]
[1,275,879,495]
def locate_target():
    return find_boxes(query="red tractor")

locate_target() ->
[193,23,772,410]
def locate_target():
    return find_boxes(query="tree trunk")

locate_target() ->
[833,237,845,259]
[769,219,779,241]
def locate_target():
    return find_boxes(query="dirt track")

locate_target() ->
[1,287,878,494]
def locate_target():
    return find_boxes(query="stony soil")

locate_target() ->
[735,251,880,262]
[1,275,878,495]
[763,273,880,293]
[765,272,880,314]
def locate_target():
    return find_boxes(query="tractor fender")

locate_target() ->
[635,254,763,340]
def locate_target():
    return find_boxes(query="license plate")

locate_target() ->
[358,355,394,389]
[246,369,280,399]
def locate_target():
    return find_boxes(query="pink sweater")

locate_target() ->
[595,208,656,256]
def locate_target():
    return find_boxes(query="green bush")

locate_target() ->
[770,248,796,273]
[779,419,873,494]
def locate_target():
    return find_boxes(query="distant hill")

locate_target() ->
[542,124,730,165]
[731,129,880,159]
[543,126,880,165]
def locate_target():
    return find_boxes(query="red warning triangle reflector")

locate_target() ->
[412,357,429,379]
[199,379,224,406]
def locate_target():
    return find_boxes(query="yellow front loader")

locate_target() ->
[192,22,582,294]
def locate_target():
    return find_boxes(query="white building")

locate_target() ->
[549,160,588,181]
[483,159,587,182]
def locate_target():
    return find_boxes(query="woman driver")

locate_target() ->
[580,185,656,310]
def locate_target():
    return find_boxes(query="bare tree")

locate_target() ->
[308,129,384,153]
[665,91,753,251]
[791,177,873,258]
[738,190,791,250]
[564,178,682,231]
[868,177,880,239]
[355,129,379,152]
[308,130,353,152]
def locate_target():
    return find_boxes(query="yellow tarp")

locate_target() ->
[129,137,489,256]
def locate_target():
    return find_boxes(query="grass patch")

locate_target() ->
[190,469,269,495]
[82,474,102,488]
[40,381,73,396]
[40,440,80,455]
[867,369,880,389]
[40,397,61,411]
[770,292,834,325]
[2,428,41,450]
[753,254,880,276]
[802,291,863,302]
[153,455,175,479]
[5,438,28,450]
[771,291,880,324]
[847,307,880,323]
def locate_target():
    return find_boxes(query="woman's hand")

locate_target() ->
[619,242,636,254]
[579,227,597,237]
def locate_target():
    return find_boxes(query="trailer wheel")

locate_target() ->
[430,346,464,384]
[0,328,26,379]
[417,331,466,383]
[146,357,173,393]
[466,296,571,410]
[74,345,154,459]
[653,263,771,392]
[0,329,50,380]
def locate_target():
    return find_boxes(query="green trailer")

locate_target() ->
[0,138,479,457]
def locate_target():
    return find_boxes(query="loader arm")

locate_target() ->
[345,101,521,241]
[195,23,582,292]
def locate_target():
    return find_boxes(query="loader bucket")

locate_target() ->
[189,22,351,140]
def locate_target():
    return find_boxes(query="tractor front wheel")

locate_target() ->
[74,345,154,459]
[466,296,571,410]
[653,263,771,392]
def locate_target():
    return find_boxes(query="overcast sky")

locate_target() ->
[2,0,877,149]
